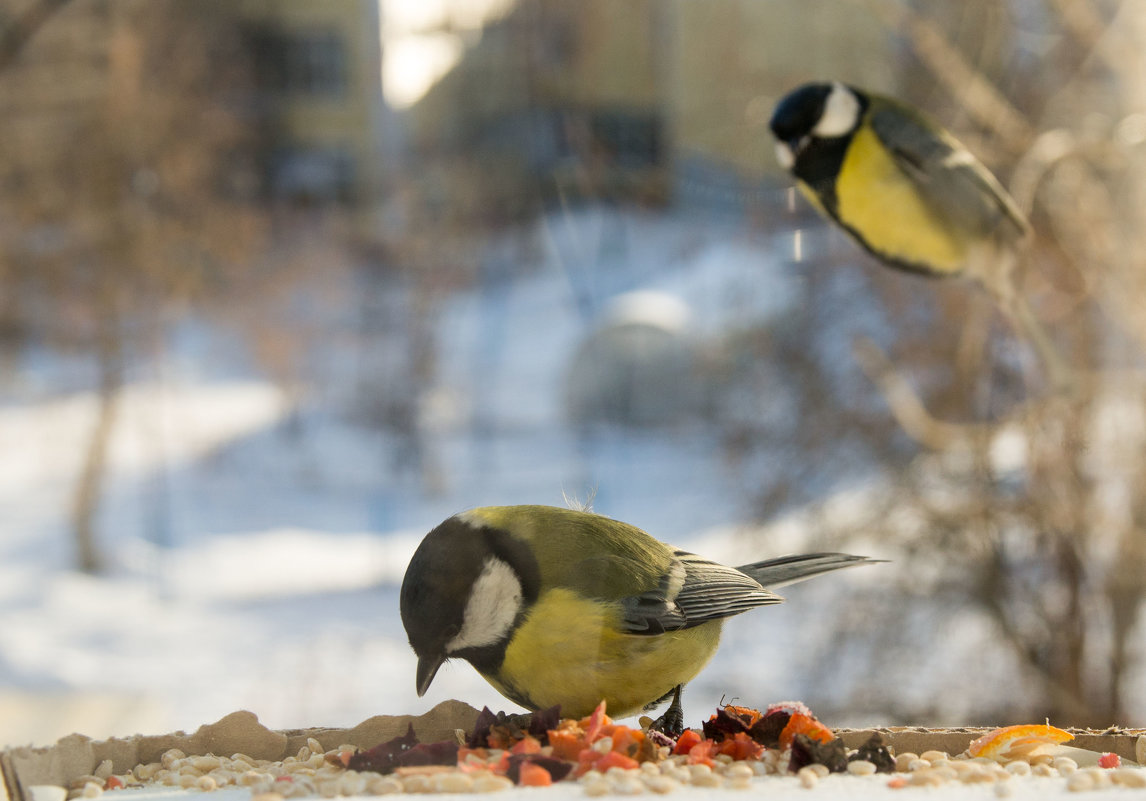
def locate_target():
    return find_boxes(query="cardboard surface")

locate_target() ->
[2,705,1142,801]
[0,701,481,801]
[837,726,1146,762]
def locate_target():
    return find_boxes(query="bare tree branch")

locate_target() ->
[0,0,72,73]
[859,0,1035,151]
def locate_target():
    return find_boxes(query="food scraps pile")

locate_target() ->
[78,702,1145,798]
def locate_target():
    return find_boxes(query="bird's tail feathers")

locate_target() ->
[735,552,879,590]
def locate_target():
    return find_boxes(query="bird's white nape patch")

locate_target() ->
[813,82,860,138]
[446,556,523,652]
[774,142,795,170]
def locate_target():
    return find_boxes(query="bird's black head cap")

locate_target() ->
[400,513,541,692]
[770,82,835,142]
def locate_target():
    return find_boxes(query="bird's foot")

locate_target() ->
[646,685,685,739]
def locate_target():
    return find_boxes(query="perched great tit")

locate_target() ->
[400,504,877,732]
[770,81,1070,391]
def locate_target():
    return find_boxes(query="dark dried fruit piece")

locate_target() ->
[505,754,574,784]
[788,733,848,774]
[850,733,895,773]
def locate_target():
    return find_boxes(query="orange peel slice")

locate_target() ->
[967,724,1074,758]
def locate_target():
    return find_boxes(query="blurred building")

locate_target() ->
[405,0,895,217]
[234,0,389,220]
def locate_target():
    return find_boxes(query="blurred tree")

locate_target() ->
[737,0,1146,726]
[0,0,267,572]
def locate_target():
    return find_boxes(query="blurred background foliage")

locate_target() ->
[1,0,1145,740]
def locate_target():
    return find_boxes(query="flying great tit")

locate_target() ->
[400,504,877,732]
[770,81,1070,391]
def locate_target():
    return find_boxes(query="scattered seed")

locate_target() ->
[723,763,753,780]
[80,783,102,799]
[847,760,876,776]
[1054,757,1078,776]
[643,776,679,794]
[920,751,947,763]
[583,778,612,797]
[797,767,818,789]
[426,772,470,794]
[1066,772,1095,792]
[398,774,431,794]
[1006,761,1031,776]
[994,780,1013,797]
[1081,767,1112,789]
[192,756,222,773]
[613,777,645,795]
[365,776,403,795]
[195,776,218,792]
[804,764,830,779]
[960,766,996,784]
[906,758,931,772]
[894,752,919,772]
[689,772,722,788]
[1032,763,1057,777]
[161,750,186,769]
[908,769,945,787]
[1110,768,1146,788]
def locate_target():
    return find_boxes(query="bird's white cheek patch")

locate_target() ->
[446,556,523,652]
[814,82,860,138]
[775,142,795,170]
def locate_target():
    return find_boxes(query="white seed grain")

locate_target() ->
[909,769,945,787]
[195,776,217,792]
[643,776,679,794]
[365,776,403,795]
[399,774,431,794]
[894,752,918,772]
[1066,772,1095,792]
[724,763,753,780]
[797,767,818,789]
[583,778,612,797]
[430,773,472,794]
[1111,768,1146,788]
[192,756,222,773]
[1006,761,1031,776]
[1054,757,1078,775]
[690,772,722,788]
[920,750,947,762]
[847,760,876,776]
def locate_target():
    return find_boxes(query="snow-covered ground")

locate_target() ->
[1,207,1141,750]
[0,207,862,748]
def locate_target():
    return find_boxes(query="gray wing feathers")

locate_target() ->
[735,552,877,590]
[620,551,781,635]
[869,107,1029,243]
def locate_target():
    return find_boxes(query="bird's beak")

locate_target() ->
[416,653,446,697]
